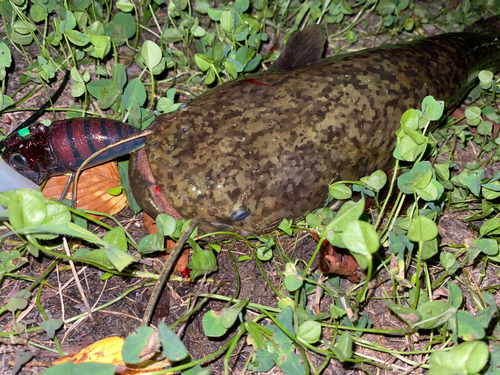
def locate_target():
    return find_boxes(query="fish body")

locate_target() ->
[132,17,500,236]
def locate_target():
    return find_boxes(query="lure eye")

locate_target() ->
[10,153,28,170]
[232,210,249,222]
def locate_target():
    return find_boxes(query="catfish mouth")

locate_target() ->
[199,219,253,238]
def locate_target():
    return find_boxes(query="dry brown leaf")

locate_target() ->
[42,162,127,217]
[143,212,158,234]
[308,231,360,283]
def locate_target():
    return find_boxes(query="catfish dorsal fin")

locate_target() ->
[274,25,327,71]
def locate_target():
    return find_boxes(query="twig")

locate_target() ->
[142,215,203,326]
[62,237,93,321]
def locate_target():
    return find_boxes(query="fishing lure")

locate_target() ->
[2,117,145,185]
[1,71,145,189]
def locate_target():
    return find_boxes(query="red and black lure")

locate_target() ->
[0,71,145,188]
[2,117,145,184]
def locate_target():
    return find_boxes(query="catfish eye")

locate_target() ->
[232,210,249,222]
[10,153,28,170]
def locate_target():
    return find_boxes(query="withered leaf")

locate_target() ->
[42,162,127,217]
[309,231,360,283]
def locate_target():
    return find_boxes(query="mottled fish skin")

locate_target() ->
[137,17,500,236]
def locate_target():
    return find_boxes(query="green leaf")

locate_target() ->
[330,332,353,361]
[278,218,293,236]
[191,25,206,38]
[74,249,117,272]
[220,10,234,32]
[137,233,163,254]
[223,60,238,79]
[121,326,155,364]
[102,227,127,252]
[465,106,482,126]
[74,0,90,9]
[448,281,463,309]
[111,63,127,92]
[113,12,136,39]
[276,342,306,375]
[456,310,485,341]
[367,170,387,191]
[434,163,450,181]
[476,292,498,329]
[306,207,334,230]
[407,215,438,243]
[41,319,63,339]
[273,306,294,345]
[479,70,493,88]
[122,78,146,110]
[421,96,444,121]
[86,79,113,98]
[429,341,489,375]
[440,252,459,276]
[97,84,120,109]
[105,245,135,272]
[416,179,443,201]
[386,301,421,327]
[474,238,498,256]
[202,310,227,337]
[234,0,250,12]
[394,134,425,161]
[156,214,179,237]
[220,299,248,329]
[60,10,77,32]
[415,301,456,329]
[207,7,223,21]
[421,238,438,260]
[116,0,134,12]
[194,53,214,71]
[327,198,365,233]
[297,321,321,343]
[244,54,262,72]
[158,322,188,361]
[482,181,500,200]
[256,241,273,261]
[162,28,184,43]
[464,169,484,196]
[342,220,379,256]
[89,34,111,59]
[8,189,48,230]
[283,262,303,292]
[72,81,85,97]
[0,93,13,110]
[157,97,182,113]
[245,321,266,350]
[249,347,277,372]
[30,4,47,22]
[42,362,116,375]
[480,218,500,236]
[7,289,30,312]
[188,238,217,280]
[329,183,352,200]
[12,351,33,375]
[195,0,210,14]
[141,40,162,70]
